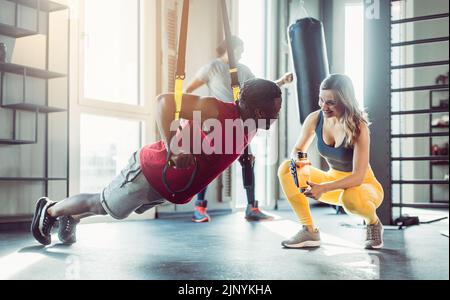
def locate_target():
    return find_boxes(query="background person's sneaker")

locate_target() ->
[192,200,210,223]
[245,202,274,222]
[31,197,57,245]
[282,226,321,249]
[58,216,79,245]
[365,221,384,249]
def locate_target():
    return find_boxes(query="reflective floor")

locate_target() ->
[0,203,448,280]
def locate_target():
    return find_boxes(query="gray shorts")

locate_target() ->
[100,150,166,220]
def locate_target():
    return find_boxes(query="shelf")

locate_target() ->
[6,0,68,12]
[0,62,65,79]
[392,84,449,93]
[392,36,449,47]
[392,132,449,138]
[432,124,449,129]
[0,138,36,145]
[391,60,449,70]
[431,161,449,166]
[391,108,449,115]
[391,13,449,25]
[392,156,449,162]
[430,88,449,92]
[0,215,33,224]
[1,102,67,113]
[392,180,450,185]
[393,203,449,209]
[0,177,68,181]
[0,23,37,38]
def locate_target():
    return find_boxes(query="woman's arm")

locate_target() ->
[291,111,320,158]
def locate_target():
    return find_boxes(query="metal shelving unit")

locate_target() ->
[0,0,70,222]
[0,0,68,37]
[0,23,37,38]
[0,62,66,78]
[390,1,449,218]
[8,0,68,12]
[429,89,449,204]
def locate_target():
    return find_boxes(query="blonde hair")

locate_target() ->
[320,74,370,148]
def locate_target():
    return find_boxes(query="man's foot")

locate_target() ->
[58,216,79,245]
[281,226,321,249]
[245,202,274,222]
[31,197,57,245]
[365,220,384,249]
[192,200,210,223]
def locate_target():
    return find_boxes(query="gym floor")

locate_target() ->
[0,202,448,280]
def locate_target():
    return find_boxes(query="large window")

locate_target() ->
[83,0,140,105]
[237,0,268,207]
[345,3,365,107]
[80,114,142,193]
[78,0,149,195]
[238,0,266,78]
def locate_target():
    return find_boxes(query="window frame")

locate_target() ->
[69,0,160,195]
[78,0,152,115]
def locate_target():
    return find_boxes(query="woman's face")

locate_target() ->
[319,90,345,119]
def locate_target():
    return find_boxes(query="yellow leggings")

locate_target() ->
[278,161,384,226]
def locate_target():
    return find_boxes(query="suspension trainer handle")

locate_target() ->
[162,145,199,197]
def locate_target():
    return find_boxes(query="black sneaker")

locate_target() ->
[245,201,274,222]
[31,197,57,245]
[58,215,79,245]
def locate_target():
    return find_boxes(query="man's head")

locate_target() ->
[238,79,283,130]
[217,36,244,62]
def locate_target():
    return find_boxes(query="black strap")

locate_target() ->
[220,0,253,188]
[175,0,190,80]
[220,0,241,101]
[162,0,198,197]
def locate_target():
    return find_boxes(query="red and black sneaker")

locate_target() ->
[192,200,210,223]
[31,197,57,245]
[245,201,274,222]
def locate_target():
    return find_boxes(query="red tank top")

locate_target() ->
[140,100,254,204]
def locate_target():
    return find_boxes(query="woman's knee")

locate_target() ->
[277,160,291,179]
[341,187,362,212]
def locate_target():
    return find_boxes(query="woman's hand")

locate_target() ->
[303,181,328,200]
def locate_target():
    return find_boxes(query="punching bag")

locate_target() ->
[288,18,330,124]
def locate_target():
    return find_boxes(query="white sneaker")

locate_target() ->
[281,226,321,249]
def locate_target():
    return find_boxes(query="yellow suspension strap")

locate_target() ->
[220,0,253,190]
[174,0,190,120]
[220,0,241,103]
[162,0,198,197]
